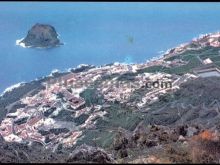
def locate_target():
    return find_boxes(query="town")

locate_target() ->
[1,38,220,149]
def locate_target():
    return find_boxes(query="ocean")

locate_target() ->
[1,2,220,93]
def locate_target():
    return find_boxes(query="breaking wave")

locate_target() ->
[0,82,26,97]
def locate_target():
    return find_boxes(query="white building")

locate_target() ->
[203,58,213,65]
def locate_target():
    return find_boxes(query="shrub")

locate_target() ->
[189,130,220,163]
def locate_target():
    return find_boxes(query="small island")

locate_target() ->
[17,23,63,48]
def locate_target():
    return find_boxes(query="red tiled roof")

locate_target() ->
[27,116,42,126]
[62,89,75,101]
[30,133,43,140]
[20,130,29,139]
[59,73,76,82]
[17,124,26,130]
[0,131,10,137]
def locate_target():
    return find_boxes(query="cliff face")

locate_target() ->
[19,23,62,48]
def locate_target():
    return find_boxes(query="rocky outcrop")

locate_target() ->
[67,144,114,163]
[0,135,65,163]
[112,129,132,159]
[19,23,62,48]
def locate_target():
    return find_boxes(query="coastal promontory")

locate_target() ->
[18,23,62,48]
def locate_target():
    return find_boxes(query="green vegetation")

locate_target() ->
[102,103,142,131]
[214,61,220,67]
[77,102,142,149]
[137,65,167,74]
[170,55,202,75]
[51,108,75,122]
[80,88,104,107]
[164,55,180,61]
[138,47,208,75]
[117,72,138,81]
[74,113,90,126]
[128,87,150,104]
[210,55,220,62]
[137,56,201,75]
[49,128,69,135]
[196,47,220,59]
[77,129,116,149]
[165,46,220,65]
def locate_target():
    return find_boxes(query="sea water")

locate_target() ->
[1,2,220,92]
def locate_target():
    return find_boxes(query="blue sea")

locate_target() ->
[1,2,220,93]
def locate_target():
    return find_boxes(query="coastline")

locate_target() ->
[0,58,160,98]
[15,37,64,49]
[6,30,219,99]
[16,38,31,48]
[1,38,172,98]
[0,82,26,97]
[0,64,95,98]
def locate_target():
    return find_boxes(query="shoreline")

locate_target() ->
[0,40,171,97]
[0,56,163,98]
[15,37,64,49]
[0,82,26,97]
[6,30,219,98]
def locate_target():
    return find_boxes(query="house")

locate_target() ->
[14,123,26,134]
[3,134,22,143]
[69,97,85,109]
[27,116,42,126]
[61,89,85,109]
[203,58,213,65]
[62,89,75,101]
[0,125,13,136]
[20,130,29,139]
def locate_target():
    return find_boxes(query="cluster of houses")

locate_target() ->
[98,71,176,106]
[194,32,220,48]
[165,59,188,67]
[136,73,198,108]
[164,32,220,59]
[0,109,45,145]
[1,64,132,148]
[2,56,216,148]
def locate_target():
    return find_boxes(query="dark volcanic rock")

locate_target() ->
[67,144,114,163]
[0,135,66,163]
[19,23,62,48]
[145,77,220,129]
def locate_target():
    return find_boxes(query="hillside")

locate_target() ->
[1,32,220,163]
